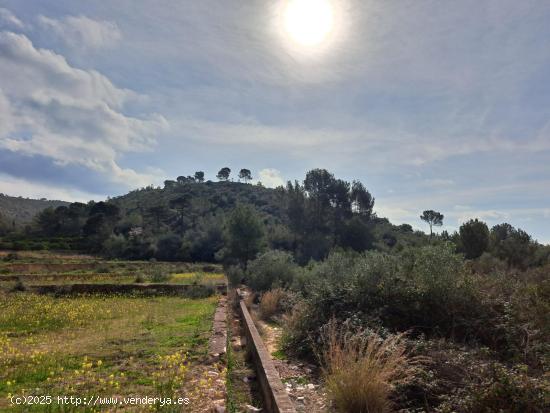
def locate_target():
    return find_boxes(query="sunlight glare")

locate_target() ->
[284,0,335,47]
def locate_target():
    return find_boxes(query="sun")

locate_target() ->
[283,0,335,47]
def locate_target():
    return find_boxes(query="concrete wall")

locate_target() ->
[239,300,296,413]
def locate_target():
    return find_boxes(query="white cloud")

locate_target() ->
[422,178,455,188]
[0,8,24,29]
[0,31,168,188]
[38,15,121,49]
[374,203,419,226]
[177,117,358,150]
[452,209,511,224]
[257,168,285,188]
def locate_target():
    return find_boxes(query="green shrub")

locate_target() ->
[437,363,549,413]
[149,265,170,283]
[471,252,507,273]
[191,272,204,285]
[247,250,298,292]
[226,265,245,286]
[184,285,215,299]
[476,272,550,368]
[284,245,485,356]
[102,234,127,258]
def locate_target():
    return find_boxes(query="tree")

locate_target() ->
[217,167,231,181]
[490,223,536,268]
[459,219,489,259]
[0,212,9,236]
[82,202,120,251]
[225,204,265,267]
[398,223,413,233]
[156,233,182,261]
[238,169,252,183]
[350,180,375,219]
[146,205,169,231]
[420,210,444,238]
[164,180,176,189]
[194,171,205,183]
[340,216,374,252]
[35,207,58,236]
[90,202,120,221]
[304,169,335,230]
[169,196,190,236]
[285,180,306,249]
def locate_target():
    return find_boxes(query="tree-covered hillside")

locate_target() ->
[2,169,429,260]
[2,168,547,270]
[0,193,68,231]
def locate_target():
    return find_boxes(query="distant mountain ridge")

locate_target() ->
[0,193,69,226]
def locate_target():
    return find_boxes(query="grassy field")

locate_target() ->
[0,251,225,288]
[170,272,226,285]
[0,292,218,412]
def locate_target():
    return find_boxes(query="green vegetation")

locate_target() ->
[0,194,68,231]
[223,204,265,267]
[2,168,548,276]
[319,320,421,413]
[459,218,490,259]
[247,244,549,412]
[420,209,444,238]
[0,251,224,290]
[0,293,217,412]
[1,167,549,411]
[0,169,382,264]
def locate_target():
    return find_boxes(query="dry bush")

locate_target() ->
[319,319,423,413]
[243,291,256,309]
[259,288,285,320]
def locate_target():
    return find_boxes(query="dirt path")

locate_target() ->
[175,295,228,412]
[251,307,332,413]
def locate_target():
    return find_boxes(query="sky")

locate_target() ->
[0,0,549,243]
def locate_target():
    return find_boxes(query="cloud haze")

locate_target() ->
[37,15,121,50]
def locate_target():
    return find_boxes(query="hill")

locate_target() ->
[111,180,286,226]
[2,169,546,269]
[9,170,429,261]
[0,193,69,227]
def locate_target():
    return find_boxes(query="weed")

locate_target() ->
[259,288,285,321]
[150,266,170,283]
[319,319,424,413]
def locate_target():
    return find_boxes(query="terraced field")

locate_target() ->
[0,251,227,412]
[0,251,225,288]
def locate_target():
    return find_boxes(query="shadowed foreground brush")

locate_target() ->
[319,319,424,413]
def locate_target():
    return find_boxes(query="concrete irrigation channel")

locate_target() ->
[234,289,297,413]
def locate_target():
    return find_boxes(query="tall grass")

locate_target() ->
[259,288,285,321]
[318,319,423,413]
